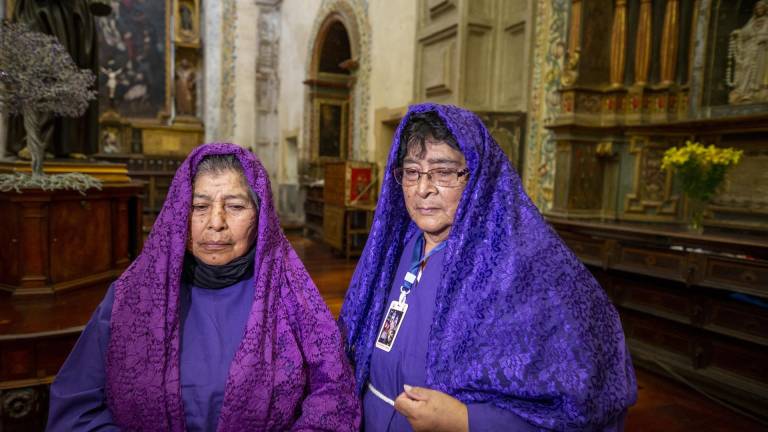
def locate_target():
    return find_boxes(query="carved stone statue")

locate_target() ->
[728,0,768,104]
[174,58,197,116]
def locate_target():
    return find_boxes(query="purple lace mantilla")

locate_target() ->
[106,143,360,431]
[339,104,637,431]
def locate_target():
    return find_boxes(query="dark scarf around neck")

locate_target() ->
[182,243,256,289]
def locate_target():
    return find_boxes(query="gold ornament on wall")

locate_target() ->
[174,0,200,46]
[561,49,580,87]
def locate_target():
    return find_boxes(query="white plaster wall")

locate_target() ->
[366,0,417,158]
[232,0,260,149]
[203,0,223,142]
[200,0,417,169]
[368,2,417,112]
[277,0,321,181]
[248,0,415,223]
[276,0,415,171]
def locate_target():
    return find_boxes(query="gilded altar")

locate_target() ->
[543,0,768,421]
[545,0,768,233]
[90,0,204,230]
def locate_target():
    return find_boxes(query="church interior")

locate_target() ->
[0,0,766,430]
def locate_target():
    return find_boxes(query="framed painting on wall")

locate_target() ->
[174,0,200,46]
[100,126,124,154]
[314,99,348,160]
[96,0,170,120]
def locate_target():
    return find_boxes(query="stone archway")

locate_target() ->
[308,15,354,163]
[303,0,371,171]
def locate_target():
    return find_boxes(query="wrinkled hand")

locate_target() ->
[394,385,468,432]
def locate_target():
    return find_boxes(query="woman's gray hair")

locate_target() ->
[194,154,260,209]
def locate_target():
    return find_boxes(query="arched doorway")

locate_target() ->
[306,15,356,163]
[301,3,371,245]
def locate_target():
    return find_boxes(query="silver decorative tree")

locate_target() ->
[0,22,96,177]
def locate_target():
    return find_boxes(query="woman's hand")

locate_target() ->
[394,384,468,432]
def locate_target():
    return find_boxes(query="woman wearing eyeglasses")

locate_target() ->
[340,104,636,431]
[47,144,360,431]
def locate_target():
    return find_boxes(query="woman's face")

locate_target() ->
[401,139,467,244]
[188,170,257,265]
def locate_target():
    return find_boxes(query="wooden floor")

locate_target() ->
[288,233,766,432]
[1,233,764,430]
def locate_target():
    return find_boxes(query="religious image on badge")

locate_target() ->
[375,301,408,352]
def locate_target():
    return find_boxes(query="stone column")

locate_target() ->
[634,0,653,85]
[659,0,680,85]
[568,0,582,53]
[254,0,281,180]
[610,0,627,87]
[203,0,223,141]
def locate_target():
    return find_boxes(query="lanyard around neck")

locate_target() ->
[398,234,446,303]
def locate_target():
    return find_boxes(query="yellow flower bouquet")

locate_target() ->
[662,141,743,232]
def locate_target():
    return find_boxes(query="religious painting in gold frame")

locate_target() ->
[94,0,172,121]
[314,98,349,161]
[174,0,200,46]
[99,126,125,155]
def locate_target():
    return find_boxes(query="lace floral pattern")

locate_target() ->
[339,104,636,431]
[106,143,360,431]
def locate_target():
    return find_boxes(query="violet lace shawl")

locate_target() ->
[106,143,360,431]
[339,104,637,431]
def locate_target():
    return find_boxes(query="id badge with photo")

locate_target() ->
[375,300,408,352]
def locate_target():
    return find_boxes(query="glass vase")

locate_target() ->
[687,197,707,234]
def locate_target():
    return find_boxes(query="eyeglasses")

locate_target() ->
[393,167,470,187]
[191,202,255,218]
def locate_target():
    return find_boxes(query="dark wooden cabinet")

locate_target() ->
[0,183,143,296]
[550,218,768,421]
[303,183,324,238]
[0,182,143,430]
[322,204,375,259]
[320,161,376,258]
[96,154,185,232]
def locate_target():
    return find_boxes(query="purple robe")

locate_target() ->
[363,235,628,431]
[48,279,254,431]
[364,234,545,431]
[340,104,637,431]
[50,143,360,431]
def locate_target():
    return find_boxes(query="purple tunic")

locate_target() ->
[179,279,255,430]
[48,287,119,432]
[363,234,441,431]
[363,234,536,431]
[48,279,254,431]
[364,235,569,431]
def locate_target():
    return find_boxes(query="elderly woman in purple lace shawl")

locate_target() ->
[47,144,360,431]
[340,104,637,431]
